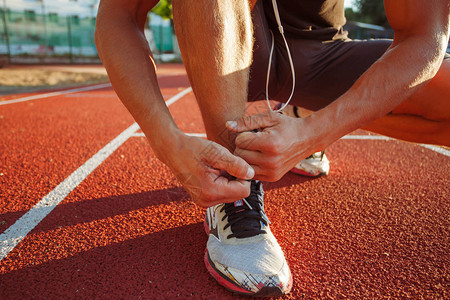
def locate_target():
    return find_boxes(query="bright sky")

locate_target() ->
[344,0,355,9]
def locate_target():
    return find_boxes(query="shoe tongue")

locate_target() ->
[225,188,267,239]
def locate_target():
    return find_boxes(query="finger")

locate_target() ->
[234,148,275,178]
[234,147,264,166]
[214,177,251,202]
[204,147,255,180]
[200,178,251,207]
[235,131,270,151]
[226,111,278,133]
[248,164,265,178]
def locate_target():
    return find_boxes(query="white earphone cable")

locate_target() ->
[266,0,296,113]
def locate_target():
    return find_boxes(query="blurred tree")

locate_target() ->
[346,0,390,28]
[345,7,359,22]
[151,0,173,20]
[355,0,389,27]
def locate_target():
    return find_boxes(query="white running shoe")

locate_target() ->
[275,103,330,177]
[290,150,330,177]
[204,181,292,296]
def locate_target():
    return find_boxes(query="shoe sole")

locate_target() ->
[290,156,330,177]
[203,218,292,297]
[290,167,328,177]
[204,250,289,297]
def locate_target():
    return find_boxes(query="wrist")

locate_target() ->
[295,113,329,154]
[145,124,186,163]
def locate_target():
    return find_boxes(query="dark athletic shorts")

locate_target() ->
[248,2,449,111]
[247,2,388,111]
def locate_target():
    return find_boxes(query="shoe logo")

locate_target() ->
[209,206,221,242]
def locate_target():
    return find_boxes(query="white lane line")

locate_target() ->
[341,135,449,157]
[341,135,393,141]
[0,87,192,261]
[165,87,192,106]
[64,93,118,98]
[1,81,447,158]
[420,144,450,157]
[134,132,449,157]
[133,132,449,157]
[131,132,206,138]
[0,74,183,106]
[0,83,112,106]
[132,133,391,140]
[0,123,138,261]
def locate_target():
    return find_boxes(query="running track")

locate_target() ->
[0,64,449,299]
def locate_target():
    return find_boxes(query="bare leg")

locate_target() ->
[174,0,448,147]
[364,59,450,146]
[172,0,253,151]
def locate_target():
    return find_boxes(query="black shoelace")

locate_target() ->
[220,181,268,239]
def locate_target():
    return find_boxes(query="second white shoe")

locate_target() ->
[276,103,330,177]
[290,151,330,177]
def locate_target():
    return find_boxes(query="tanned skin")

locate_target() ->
[96,0,449,205]
[227,0,449,181]
[95,0,254,208]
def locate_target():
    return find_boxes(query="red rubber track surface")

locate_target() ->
[0,64,449,299]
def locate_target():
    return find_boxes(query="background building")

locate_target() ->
[0,0,177,65]
[0,0,99,64]
[0,0,447,65]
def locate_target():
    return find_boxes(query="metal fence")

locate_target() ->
[0,0,180,65]
[344,21,394,40]
[0,0,100,65]
[7,2,428,66]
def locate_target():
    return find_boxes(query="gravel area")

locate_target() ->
[0,65,110,95]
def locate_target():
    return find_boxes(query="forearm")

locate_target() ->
[95,5,182,160]
[306,32,449,150]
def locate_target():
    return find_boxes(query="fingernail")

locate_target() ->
[227,121,237,128]
[246,167,255,179]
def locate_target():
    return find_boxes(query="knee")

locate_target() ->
[403,116,450,146]
[428,121,450,146]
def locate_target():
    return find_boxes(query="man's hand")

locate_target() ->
[160,134,254,207]
[226,110,318,182]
